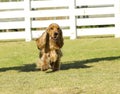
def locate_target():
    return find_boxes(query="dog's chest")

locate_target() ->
[49,39,59,50]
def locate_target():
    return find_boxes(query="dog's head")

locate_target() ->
[46,23,64,48]
[36,23,64,52]
[47,23,62,41]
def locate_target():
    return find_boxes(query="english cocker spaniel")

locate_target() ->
[36,23,64,71]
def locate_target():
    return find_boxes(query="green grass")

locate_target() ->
[0,37,120,94]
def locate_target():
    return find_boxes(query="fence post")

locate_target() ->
[115,0,120,38]
[24,0,32,42]
[69,0,77,40]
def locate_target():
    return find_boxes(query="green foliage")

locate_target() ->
[0,38,120,94]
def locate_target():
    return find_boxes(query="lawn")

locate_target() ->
[0,37,120,94]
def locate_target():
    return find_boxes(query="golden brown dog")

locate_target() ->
[36,23,64,71]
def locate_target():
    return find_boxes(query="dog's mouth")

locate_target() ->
[50,32,59,41]
[51,36,58,41]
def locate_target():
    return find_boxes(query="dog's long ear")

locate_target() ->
[45,32,49,53]
[36,32,47,50]
[58,28,64,48]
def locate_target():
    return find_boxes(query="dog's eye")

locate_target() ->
[57,28,60,31]
[50,27,53,30]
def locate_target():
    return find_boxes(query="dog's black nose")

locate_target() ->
[54,32,58,36]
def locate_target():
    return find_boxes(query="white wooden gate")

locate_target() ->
[0,0,120,41]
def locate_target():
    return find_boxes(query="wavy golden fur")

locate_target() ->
[36,23,64,71]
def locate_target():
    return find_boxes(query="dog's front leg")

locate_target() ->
[51,60,61,71]
[36,53,51,71]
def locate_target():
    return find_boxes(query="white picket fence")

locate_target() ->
[0,0,120,41]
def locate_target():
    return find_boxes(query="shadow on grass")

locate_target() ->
[61,55,120,70]
[0,56,120,72]
[0,63,37,72]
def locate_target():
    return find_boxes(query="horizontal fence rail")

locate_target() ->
[0,0,120,41]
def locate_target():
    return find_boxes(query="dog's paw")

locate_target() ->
[41,63,51,71]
